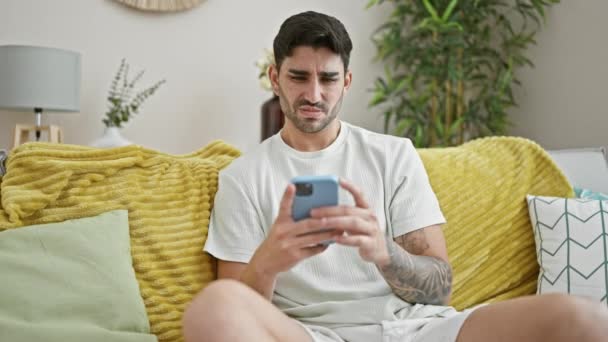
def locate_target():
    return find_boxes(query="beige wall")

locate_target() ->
[510,0,608,149]
[1,1,605,153]
[0,0,388,153]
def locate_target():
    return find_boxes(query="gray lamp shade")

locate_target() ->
[0,45,81,112]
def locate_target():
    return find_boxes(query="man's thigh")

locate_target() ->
[453,294,608,342]
[184,279,313,342]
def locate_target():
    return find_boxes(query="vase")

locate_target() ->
[91,127,133,148]
[261,95,284,141]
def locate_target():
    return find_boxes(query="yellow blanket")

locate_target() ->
[0,136,572,340]
[418,136,573,310]
[0,141,240,342]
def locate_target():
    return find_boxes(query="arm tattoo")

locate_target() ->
[378,230,452,305]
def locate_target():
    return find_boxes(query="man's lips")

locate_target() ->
[298,106,324,118]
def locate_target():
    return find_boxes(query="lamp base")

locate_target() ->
[12,124,63,148]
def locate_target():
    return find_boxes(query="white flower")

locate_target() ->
[259,77,272,92]
[256,48,275,92]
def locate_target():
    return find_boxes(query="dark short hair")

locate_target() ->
[273,11,353,72]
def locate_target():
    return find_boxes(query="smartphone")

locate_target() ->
[291,175,339,246]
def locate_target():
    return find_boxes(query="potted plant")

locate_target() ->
[367,0,559,147]
[92,59,165,148]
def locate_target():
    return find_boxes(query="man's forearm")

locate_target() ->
[239,261,277,301]
[378,240,452,305]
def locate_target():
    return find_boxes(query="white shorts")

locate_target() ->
[297,308,476,342]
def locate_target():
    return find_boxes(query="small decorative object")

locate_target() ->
[256,49,284,141]
[92,59,165,148]
[91,127,134,148]
[255,49,274,92]
[0,149,7,177]
[113,0,205,12]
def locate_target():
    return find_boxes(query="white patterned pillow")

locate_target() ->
[527,195,608,303]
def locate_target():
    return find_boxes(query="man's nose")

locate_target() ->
[303,79,322,103]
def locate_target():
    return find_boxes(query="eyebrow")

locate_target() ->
[287,69,340,78]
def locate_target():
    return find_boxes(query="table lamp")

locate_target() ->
[0,45,81,148]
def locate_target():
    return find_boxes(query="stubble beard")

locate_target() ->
[278,86,344,134]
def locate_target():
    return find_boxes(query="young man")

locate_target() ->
[183,11,608,342]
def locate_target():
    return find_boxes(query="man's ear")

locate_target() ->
[343,70,353,92]
[269,64,280,96]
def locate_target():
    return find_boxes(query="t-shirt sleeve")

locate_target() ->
[389,139,446,238]
[203,171,265,263]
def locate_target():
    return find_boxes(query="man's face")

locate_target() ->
[270,46,352,134]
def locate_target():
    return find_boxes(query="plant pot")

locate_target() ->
[91,127,132,148]
[261,95,284,141]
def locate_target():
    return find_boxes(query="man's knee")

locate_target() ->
[183,279,253,341]
[185,279,252,317]
[542,293,608,341]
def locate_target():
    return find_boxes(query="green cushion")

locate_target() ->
[0,210,157,342]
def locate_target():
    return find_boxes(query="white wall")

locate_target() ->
[1,1,606,153]
[0,0,389,153]
[510,0,608,149]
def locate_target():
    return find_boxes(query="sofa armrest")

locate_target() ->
[547,146,608,194]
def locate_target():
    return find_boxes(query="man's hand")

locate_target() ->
[249,184,343,277]
[310,178,452,305]
[310,179,390,266]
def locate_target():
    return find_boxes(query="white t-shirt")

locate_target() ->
[204,121,449,328]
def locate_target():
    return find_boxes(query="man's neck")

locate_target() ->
[280,120,341,152]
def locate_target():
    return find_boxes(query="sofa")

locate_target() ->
[0,137,605,342]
